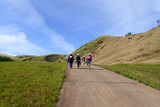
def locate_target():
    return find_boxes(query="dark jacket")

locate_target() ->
[76,56,81,62]
[68,55,74,62]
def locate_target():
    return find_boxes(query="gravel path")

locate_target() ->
[57,63,160,107]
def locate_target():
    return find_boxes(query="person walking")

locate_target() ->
[76,54,81,68]
[68,53,74,68]
[82,56,85,64]
[86,54,92,68]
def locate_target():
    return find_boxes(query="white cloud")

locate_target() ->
[0,25,46,55]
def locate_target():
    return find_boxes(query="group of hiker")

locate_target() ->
[67,53,92,68]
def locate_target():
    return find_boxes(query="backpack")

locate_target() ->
[69,56,73,58]
[76,56,80,62]
[87,56,91,61]
[68,55,73,62]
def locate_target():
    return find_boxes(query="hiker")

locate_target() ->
[82,56,85,61]
[82,56,85,64]
[76,54,81,68]
[67,53,74,68]
[86,54,92,68]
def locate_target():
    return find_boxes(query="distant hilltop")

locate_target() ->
[14,54,67,62]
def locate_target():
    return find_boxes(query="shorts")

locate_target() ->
[86,60,91,65]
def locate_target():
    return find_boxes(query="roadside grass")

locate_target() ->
[0,61,67,107]
[96,64,160,90]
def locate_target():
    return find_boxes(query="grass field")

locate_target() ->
[97,64,160,90]
[0,61,67,107]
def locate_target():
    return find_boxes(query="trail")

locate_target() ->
[57,64,160,107]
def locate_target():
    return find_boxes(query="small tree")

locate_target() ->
[0,53,13,62]
[0,56,13,62]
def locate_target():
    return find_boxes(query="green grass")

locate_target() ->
[97,64,160,90]
[0,61,67,107]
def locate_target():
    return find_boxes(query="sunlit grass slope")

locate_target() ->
[73,36,114,56]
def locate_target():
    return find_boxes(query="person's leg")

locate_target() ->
[86,61,89,66]
[70,62,72,68]
[88,61,91,68]
[79,61,80,68]
[77,62,79,68]
[71,62,73,68]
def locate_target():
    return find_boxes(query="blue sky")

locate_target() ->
[0,0,160,56]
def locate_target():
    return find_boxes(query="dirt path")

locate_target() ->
[57,64,160,107]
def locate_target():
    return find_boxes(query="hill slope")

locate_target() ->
[74,27,160,65]
[73,36,115,56]
[15,54,67,62]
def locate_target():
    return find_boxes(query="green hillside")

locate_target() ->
[73,36,114,56]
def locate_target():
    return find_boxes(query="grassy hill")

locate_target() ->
[14,54,67,63]
[73,27,160,65]
[73,36,115,56]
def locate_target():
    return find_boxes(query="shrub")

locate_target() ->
[0,56,13,62]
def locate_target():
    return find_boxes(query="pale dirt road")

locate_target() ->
[57,64,160,107]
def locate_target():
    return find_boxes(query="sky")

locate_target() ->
[0,0,160,56]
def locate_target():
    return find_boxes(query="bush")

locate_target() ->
[0,56,13,62]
